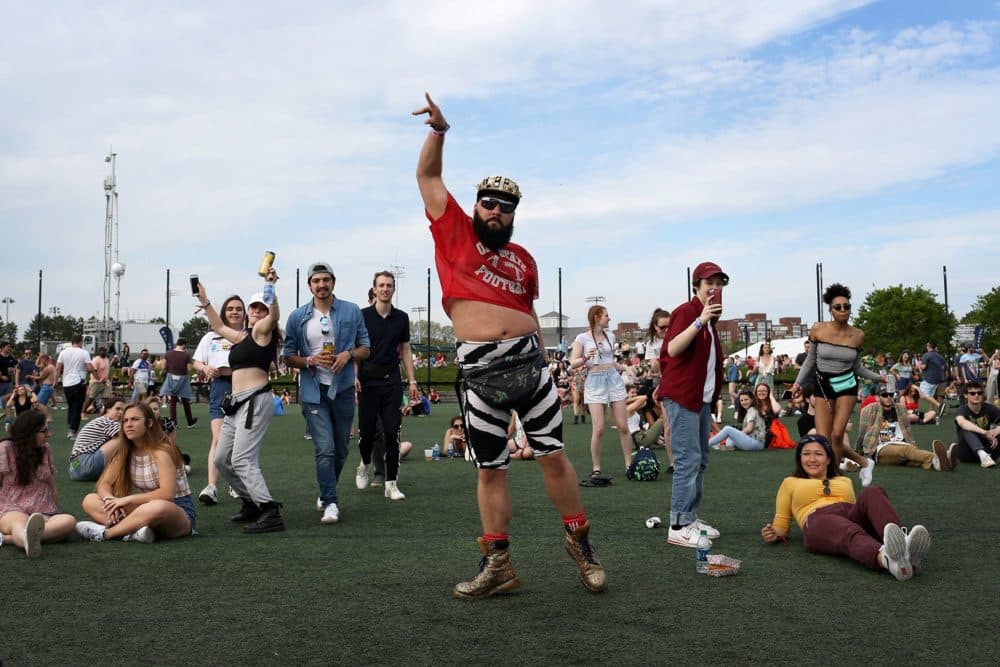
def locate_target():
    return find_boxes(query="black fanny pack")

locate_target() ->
[461,350,545,411]
[222,385,272,428]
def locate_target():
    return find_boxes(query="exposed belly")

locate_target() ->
[448,300,538,342]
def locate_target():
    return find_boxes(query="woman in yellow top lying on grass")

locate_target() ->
[761,434,930,581]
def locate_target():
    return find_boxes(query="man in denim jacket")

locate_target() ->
[283,261,370,525]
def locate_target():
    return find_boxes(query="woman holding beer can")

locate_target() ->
[195,263,284,533]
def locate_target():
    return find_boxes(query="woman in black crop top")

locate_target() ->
[195,269,285,534]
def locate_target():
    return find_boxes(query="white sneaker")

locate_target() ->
[667,523,711,548]
[880,522,912,581]
[76,520,107,542]
[905,524,931,572]
[24,512,44,558]
[384,480,405,501]
[696,520,721,539]
[859,458,875,487]
[321,502,340,524]
[198,484,218,505]
[316,497,324,512]
[228,485,240,499]
[355,462,372,489]
[979,450,996,468]
[123,526,156,544]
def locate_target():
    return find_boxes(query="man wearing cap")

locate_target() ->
[414,92,606,599]
[282,262,370,525]
[656,262,726,548]
[857,388,956,472]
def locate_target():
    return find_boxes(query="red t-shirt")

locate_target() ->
[655,296,724,411]
[427,193,538,316]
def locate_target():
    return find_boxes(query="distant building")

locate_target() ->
[538,310,569,329]
[716,314,809,347]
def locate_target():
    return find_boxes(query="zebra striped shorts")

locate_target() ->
[457,334,564,470]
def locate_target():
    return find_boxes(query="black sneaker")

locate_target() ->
[230,498,262,523]
[244,503,285,533]
[187,418,199,429]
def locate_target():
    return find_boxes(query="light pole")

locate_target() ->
[1,296,13,324]
[411,306,426,345]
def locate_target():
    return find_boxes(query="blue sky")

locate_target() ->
[2,1,998,340]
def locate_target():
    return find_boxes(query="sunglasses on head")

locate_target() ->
[830,303,851,312]
[479,197,516,214]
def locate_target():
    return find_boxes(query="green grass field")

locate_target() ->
[4,401,998,666]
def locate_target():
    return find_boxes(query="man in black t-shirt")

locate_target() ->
[354,271,419,501]
[15,348,38,389]
[793,340,810,369]
[954,381,1000,468]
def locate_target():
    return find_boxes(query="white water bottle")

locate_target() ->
[695,529,711,574]
[432,443,440,461]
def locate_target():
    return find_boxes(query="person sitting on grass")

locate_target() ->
[68,396,125,481]
[0,411,77,558]
[506,410,535,460]
[709,390,766,451]
[75,402,196,544]
[953,381,1000,468]
[761,434,931,581]
[857,388,956,472]
[625,386,665,450]
[443,415,468,458]
[900,384,938,425]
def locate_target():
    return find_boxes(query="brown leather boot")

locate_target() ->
[565,521,608,593]
[452,537,520,600]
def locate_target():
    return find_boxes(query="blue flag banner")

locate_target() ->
[159,326,174,352]
[974,324,984,350]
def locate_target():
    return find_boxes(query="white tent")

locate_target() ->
[736,336,810,361]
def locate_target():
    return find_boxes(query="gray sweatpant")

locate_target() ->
[216,385,275,504]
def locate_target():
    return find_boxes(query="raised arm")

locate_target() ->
[252,269,281,346]
[413,92,449,219]
[196,281,244,344]
[793,326,820,388]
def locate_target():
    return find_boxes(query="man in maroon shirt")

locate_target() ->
[161,338,198,428]
[656,262,727,548]
[415,92,606,600]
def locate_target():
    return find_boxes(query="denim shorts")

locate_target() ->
[174,495,197,533]
[68,450,106,481]
[209,377,233,420]
[584,371,627,405]
[37,384,53,404]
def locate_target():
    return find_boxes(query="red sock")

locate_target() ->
[482,532,509,544]
[562,512,587,531]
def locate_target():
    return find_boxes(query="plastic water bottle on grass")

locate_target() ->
[432,443,440,461]
[696,529,711,574]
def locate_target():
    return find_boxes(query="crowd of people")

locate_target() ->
[4,96,999,600]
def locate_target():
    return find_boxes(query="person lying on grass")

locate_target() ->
[760,434,930,581]
[0,411,77,558]
[75,402,195,544]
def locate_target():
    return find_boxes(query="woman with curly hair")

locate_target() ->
[793,283,885,486]
[0,411,76,557]
[75,402,195,543]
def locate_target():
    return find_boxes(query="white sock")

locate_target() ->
[979,450,992,463]
[932,455,941,471]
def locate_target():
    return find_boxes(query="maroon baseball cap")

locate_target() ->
[692,261,729,285]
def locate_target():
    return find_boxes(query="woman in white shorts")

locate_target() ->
[570,305,633,480]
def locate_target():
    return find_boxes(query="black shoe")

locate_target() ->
[244,502,285,533]
[230,498,262,523]
[573,415,579,424]
[187,418,199,429]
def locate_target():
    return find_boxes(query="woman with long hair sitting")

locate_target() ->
[0,411,76,557]
[761,434,930,581]
[900,384,937,425]
[709,390,766,451]
[76,402,195,543]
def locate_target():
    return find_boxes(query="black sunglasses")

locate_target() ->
[822,479,831,496]
[452,423,463,428]
[966,390,983,396]
[879,391,895,398]
[479,197,516,214]
[830,303,851,312]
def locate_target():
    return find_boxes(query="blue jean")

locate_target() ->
[303,385,355,506]
[709,426,764,451]
[663,399,712,526]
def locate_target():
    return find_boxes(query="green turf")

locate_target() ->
[3,402,997,666]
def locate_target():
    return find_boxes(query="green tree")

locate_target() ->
[22,314,83,344]
[179,316,212,346]
[962,286,1000,353]
[853,285,953,354]
[409,319,456,347]
[0,319,16,343]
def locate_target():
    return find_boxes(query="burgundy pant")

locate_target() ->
[801,486,900,571]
